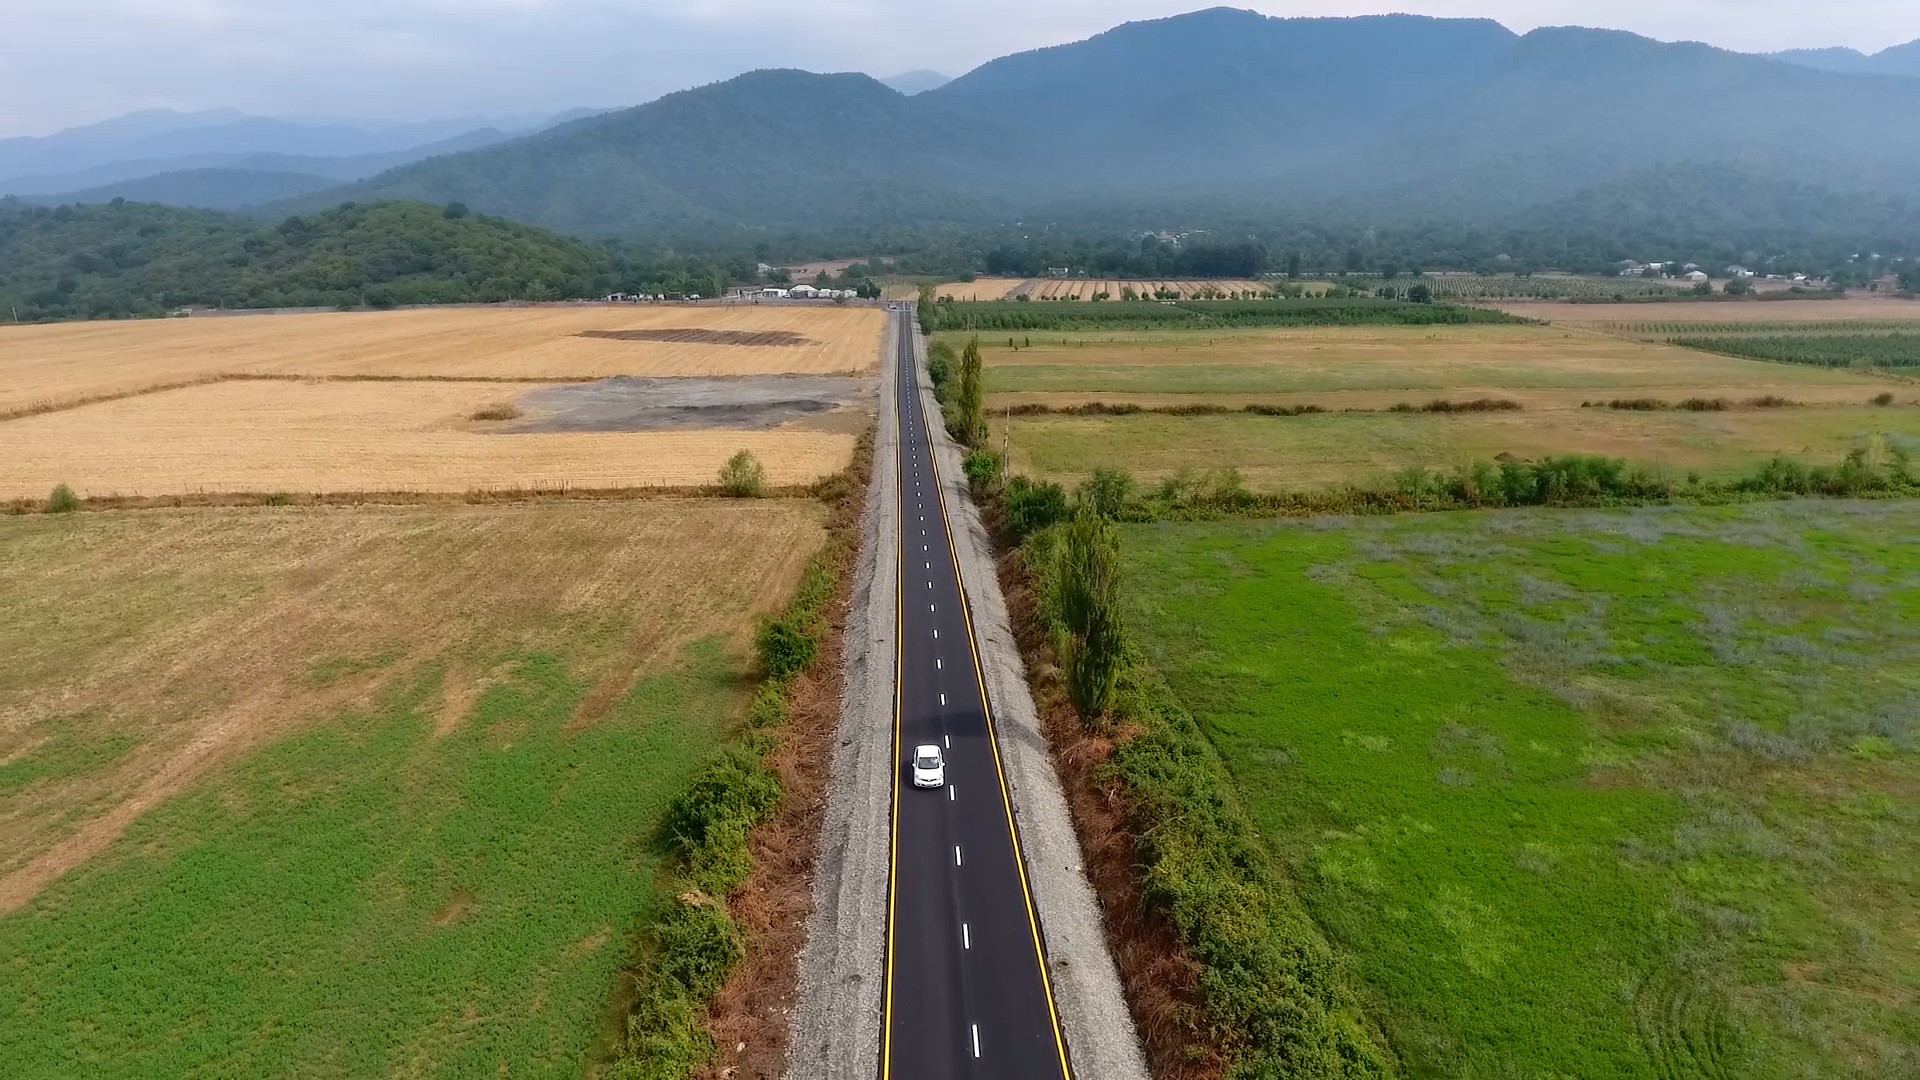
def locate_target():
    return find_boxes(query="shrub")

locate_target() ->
[1744,395,1796,408]
[718,450,766,497]
[45,483,78,514]
[1052,509,1125,723]
[963,449,1002,495]
[1002,475,1070,538]
[756,616,817,678]
[1605,397,1669,411]
[1871,391,1895,406]
[1075,467,1133,520]
[468,402,522,421]
[1678,397,1731,411]
[927,340,956,394]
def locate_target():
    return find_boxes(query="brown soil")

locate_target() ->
[992,524,1226,1080]
[696,431,874,1080]
[577,329,813,348]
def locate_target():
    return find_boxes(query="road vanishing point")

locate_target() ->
[879,305,1073,1080]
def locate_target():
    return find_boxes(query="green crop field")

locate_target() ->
[919,297,1518,333]
[1671,332,1920,369]
[1121,500,1919,1077]
[0,501,824,1077]
[997,407,1920,492]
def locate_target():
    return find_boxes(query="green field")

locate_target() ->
[1671,332,1920,370]
[920,297,1517,333]
[1121,500,1919,1077]
[0,502,823,1077]
[998,408,1920,491]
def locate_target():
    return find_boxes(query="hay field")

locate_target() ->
[0,499,823,1072]
[997,407,1920,491]
[0,379,856,498]
[982,324,1895,407]
[929,278,1027,301]
[0,303,886,416]
[1499,298,1920,332]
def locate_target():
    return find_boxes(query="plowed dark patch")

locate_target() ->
[576,329,813,347]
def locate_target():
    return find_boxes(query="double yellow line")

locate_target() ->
[880,317,1072,1079]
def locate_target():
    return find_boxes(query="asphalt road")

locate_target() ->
[881,306,1072,1080]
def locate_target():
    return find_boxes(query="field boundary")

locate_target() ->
[4,483,836,515]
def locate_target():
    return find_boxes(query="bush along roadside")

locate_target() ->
[989,446,1919,533]
[982,474,1397,1078]
[607,431,871,1080]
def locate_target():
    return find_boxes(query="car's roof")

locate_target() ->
[914,744,941,755]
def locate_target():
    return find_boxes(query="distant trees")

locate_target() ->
[1286,251,1303,279]
[1902,266,1920,291]
[1724,276,1755,296]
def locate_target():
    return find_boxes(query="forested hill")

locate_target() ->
[0,199,623,321]
[291,8,1920,242]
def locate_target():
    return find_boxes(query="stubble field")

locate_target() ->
[1496,298,1920,332]
[0,498,825,1075]
[0,304,883,498]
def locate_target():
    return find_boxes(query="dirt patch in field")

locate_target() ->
[576,329,813,348]
[507,376,867,434]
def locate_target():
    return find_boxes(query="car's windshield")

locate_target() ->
[916,750,940,768]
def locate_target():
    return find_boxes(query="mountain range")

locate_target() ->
[1772,40,1920,77]
[11,9,1920,243]
[0,108,600,210]
[286,9,1920,242]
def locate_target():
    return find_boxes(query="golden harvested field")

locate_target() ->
[1498,298,1920,330]
[0,379,856,498]
[929,278,1027,301]
[981,324,1896,404]
[0,499,823,909]
[0,303,885,416]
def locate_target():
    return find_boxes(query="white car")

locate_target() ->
[911,744,945,788]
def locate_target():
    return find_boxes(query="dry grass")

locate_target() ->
[0,379,856,498]
[0,498,826,912]
[998,407,1920,492]
[1497,298,1920,329]
[929,278,1028,301]
[0,304,885,416]
[982,324,1893,402]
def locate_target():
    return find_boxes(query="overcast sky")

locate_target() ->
[3,0,1916,138]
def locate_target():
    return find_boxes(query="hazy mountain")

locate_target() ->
[25,168,340,211]
[290,8,1920,239]
[3,127,521,197]
[0,109,592,201]
[1772,40,1920,77]
[880,70,952,95]
[286,70,1025,236]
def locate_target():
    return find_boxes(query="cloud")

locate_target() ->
[1,0,1914,137]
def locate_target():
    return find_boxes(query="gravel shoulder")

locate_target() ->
[913,326,1149,1079]
[785,313,898,1079]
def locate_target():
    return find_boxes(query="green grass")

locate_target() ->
[1671,332,1920,369]
[0,641,738,1078]
[1121,500,1919,1077]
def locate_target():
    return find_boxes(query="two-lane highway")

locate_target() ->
[880,306,1071,1079]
